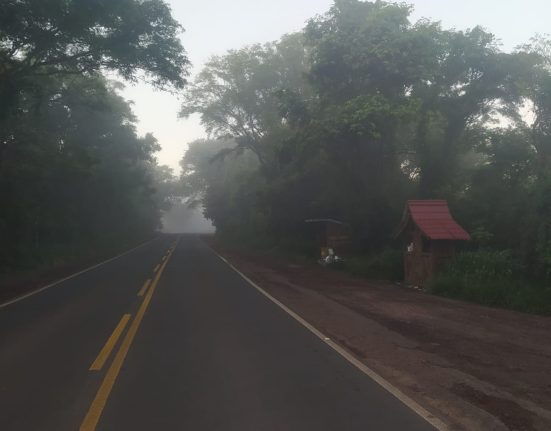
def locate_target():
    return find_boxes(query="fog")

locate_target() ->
[161,202,215,234]
[2,4,550,429]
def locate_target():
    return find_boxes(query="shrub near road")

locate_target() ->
[429,251,551,315]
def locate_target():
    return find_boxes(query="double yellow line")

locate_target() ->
[137,279,151,297]
[80,242,177,431]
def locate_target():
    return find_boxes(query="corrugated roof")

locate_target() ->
[398,200,471,241]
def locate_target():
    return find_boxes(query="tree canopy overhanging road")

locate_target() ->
[0,235,438,431]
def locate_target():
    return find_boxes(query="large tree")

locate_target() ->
[0,0,189,122]
[181,33,309,169]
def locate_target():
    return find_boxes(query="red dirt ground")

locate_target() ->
[211,243,551,431]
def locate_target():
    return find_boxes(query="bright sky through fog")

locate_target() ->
[121,0,551,174]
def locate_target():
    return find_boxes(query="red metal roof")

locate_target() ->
[401,200,471,241]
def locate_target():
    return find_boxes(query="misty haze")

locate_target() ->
[1,1,551,430]
[162,203,215,234]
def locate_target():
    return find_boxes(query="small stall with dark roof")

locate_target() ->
[305,218,351,263]
[393,200,470,287]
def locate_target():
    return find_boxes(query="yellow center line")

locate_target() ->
[80,240,178,431]
[137,279,151,297]
[153,263,160,273]
[89,314,131,371]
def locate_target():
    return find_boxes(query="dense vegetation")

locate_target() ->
[180,0,551,312]
[0,0,188,273]
[428,250,551,314]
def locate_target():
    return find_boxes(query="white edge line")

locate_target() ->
[0,236,161,310]
[208,246,449,431]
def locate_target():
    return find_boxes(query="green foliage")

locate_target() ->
[181,34,309,169]
[0,1,187,274]
[429,275,551,315]
[345,249,403,280]
[180,0,551,315]
[180,138,262,234]
[0,0,189,91]
[440,250,517,280]
[0,74,176,273]
[429,251,551,315]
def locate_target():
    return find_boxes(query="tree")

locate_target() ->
[410,27,516,197]
[180,0,551,283]
[0,74,166,271]
[513,36,551,171]
[180,138,260,235]
[305,0,417,102]
[0,0,189,86]
[299,0,427,242]
[181,33,309,169]
[0,0,189,125]
[0,0,188,273]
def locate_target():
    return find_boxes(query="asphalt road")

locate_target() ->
[0,234,438,431]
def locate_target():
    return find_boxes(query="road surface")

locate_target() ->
[0,235,438,430]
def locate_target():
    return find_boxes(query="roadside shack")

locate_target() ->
[393,200,470,286]
[305,218,351,262]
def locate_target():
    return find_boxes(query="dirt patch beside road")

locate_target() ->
[210,242,551,431]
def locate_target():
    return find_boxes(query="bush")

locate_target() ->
[428,250,551,315]
[345,248,403,281]
[442,249,518,280]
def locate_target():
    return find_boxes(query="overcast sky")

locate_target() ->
[121,0,550,173]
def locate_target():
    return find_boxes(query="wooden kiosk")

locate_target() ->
[393,200,470,286]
